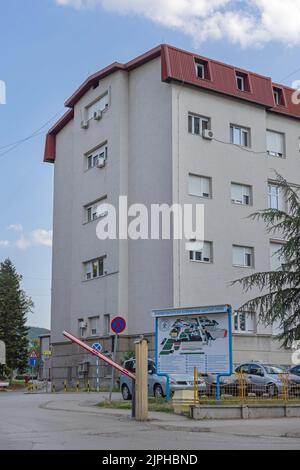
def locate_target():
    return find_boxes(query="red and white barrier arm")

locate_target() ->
[63,331,136,381]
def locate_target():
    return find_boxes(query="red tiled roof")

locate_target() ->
[44,44,300,163]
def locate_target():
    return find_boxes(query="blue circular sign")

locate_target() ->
[92,343,103,353]
[111,316,127,334]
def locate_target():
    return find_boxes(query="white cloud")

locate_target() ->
[30,229,53,248]
[8,224,23,232]
[2,225,53,250]
[55,0,300,47]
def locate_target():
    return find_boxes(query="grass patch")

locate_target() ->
[97,398,174,413]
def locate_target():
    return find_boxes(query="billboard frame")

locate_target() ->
[152,305,233,401]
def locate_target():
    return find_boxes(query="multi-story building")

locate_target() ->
[44,44,300,388]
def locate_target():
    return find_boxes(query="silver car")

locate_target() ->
[120,358,206,400]
[235,362,300,397]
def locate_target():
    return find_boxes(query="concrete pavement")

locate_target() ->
[0,392,300,450]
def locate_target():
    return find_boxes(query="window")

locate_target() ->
[86,92,109,121]
[234,311,256,334]
[188,114,210,136]
[236,364,249,374]
[196,63,205,79]
[235,72,250,92]
[78,318,87,338]
[84,257,105,281]
[233,245,254,268]
[195,60,210,80]
[249,364,264,376]
[268,184,285,210]
[189,174,212,198]
[267,130,284,158]
[89,316,99,336]
[273,87,285,106]
[236,75,245,91]
[86,144,108,170]
[85,197,107,223]
[189,241,213,263]
[104,314,110,335]
[230,125,250,147]
[270,242,285,271]
[231,183,252,205]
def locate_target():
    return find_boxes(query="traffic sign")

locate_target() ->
[92,343,103,353]
[29,358,37,368]
[29,350,38,359]
[111,316,127,334]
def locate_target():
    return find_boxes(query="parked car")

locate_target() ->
[120,358,206,400]
[235,362,300,397]
[0,376,9,389]
[205,363,300,397]
[290,364,300,377]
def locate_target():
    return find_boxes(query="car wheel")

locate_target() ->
[267,383,278,398]
[154,384,164,398]
[122,384,132,401]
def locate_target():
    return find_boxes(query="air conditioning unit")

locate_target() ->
[94,110,102,121]
[81,120,89,129]
[203,129,214,140]
[97,157,106,169]
[79,321,87,329]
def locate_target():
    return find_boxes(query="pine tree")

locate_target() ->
[0,259,33,375]
[232,174,300,349]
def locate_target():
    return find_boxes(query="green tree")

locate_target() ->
[232,174,300,349]
[0,259,33,375]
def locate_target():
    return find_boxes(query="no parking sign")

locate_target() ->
[111,317,127,335]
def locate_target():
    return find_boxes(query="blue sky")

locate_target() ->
[1,0,300,329]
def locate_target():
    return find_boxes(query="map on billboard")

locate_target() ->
[154,306,232,376]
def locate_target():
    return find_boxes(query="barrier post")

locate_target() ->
[131,379,136,419]
[135,337,149,422]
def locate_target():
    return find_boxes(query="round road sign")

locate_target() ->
[111,316,127,335]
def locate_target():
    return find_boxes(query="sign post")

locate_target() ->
[92,343,103,392]
[28,350,38,388]
[109,317,127,401]
[153,305,233,401]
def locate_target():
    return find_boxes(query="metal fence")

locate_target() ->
[193,368,300,403]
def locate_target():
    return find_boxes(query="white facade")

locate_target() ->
[48,47,299,380]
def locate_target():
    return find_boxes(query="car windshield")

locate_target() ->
[264,365,285,374]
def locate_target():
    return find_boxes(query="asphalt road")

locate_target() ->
[0,392,300,450]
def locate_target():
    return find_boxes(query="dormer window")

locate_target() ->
[273,87,285,106]
[195,60,210,80]
[197,63,205,79]
[236,72,250,92]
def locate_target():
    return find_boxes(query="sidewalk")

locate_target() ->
[41,393,300,440]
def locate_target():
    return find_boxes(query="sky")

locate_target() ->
[1,0,300,329]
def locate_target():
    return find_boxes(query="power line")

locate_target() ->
[279,67,300,85]
[0,108,65,159]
